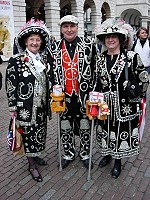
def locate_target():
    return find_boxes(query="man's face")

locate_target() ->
[61,22,78,42]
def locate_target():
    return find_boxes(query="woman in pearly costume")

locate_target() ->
[93,18,149,179]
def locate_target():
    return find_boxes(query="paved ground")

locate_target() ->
[0,61,150,200]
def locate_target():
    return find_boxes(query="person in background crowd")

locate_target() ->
[5,18,53,182]
[96,41,102,54]
[48,15,94,169]
[131,27,150,74]
[50,35,56,44]
[13,37,20,55]
[93,18,149,179]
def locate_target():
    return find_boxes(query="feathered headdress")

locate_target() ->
[16,18,51,51]
[121,22,135,49]
[94,18,134,49]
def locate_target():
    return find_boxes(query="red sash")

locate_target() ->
[62,40,79,96]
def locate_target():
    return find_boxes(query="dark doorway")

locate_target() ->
[26,1,45,22]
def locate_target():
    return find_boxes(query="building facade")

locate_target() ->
[13,0,150,39]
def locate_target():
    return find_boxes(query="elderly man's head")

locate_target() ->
[59,15,79,42]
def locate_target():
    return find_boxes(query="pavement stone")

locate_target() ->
[0,61,150,200]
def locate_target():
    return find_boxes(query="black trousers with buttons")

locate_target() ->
[60,93,91,160]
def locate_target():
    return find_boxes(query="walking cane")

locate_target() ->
[50,89,66,172]
[57,112,62,171]
[86,93,110,180]
[86,100,98,181]
[87,117,95,181]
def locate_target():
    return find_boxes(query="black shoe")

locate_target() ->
[28,167,43,182]
[111,159,121,179]
[33,157,47,166]
[99,155,112,168]
[61,159,72,169]
[111,167,121,179]
[83,159,93,169]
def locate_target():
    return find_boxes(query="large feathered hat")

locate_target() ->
[16,18,51,51]
[95,18,134,49]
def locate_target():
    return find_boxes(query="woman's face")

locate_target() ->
[104,34,120,51]
[138,29,148,40]
[25,34,42,54]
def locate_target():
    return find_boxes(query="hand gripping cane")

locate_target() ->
[50,92,66,171]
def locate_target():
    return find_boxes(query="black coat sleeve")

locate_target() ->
[5,57,19,111]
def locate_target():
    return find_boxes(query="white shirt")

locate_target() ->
[134,39,150,67]
[26,49,46,73]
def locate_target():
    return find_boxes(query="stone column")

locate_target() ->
[140,16,149,28]
[44,0,60,40]
[91,12,102,34]
[12,0,26,36]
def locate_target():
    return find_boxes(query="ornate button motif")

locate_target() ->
[23,71,28,77]
[131,85,135,89]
